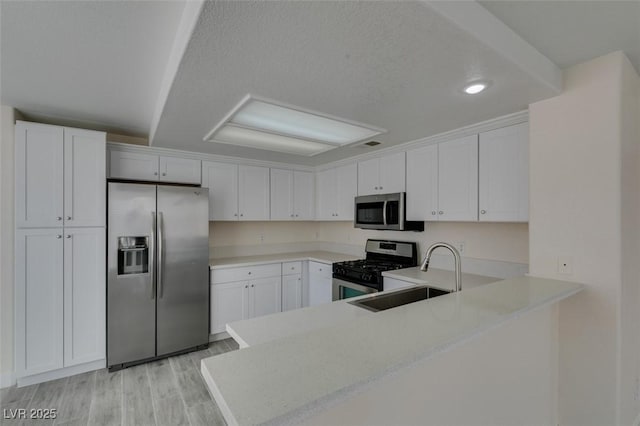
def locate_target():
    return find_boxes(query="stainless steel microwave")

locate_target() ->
[354,192,424,231]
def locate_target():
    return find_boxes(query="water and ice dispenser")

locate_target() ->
[117,236,149,275]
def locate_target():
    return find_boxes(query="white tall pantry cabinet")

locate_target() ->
[14,121,106,385]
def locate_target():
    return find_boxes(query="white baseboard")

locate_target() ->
[0,371,16,389]
[209,332,230,342]
[16,359,105,388]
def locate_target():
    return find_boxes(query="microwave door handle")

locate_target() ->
[382,201,388,225]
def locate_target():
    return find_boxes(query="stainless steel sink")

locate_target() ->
[348,285,451,312]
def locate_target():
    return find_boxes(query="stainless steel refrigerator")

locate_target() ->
[107,182,209,370]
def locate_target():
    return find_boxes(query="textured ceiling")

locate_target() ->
[152,0,558,165]
[3,1,636,166]
[0,0,185,136]
[480,1,640,73]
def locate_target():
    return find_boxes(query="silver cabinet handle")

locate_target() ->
[162,172,166,176]
[154,172,158,176]
[245,285,248,289]
[481,210,486,214]
[291,267,295,270]
[248,271,252,275]
[240,213,244,217]
[374,186,378,190]
[380,186,383,190]
[431,211,436,215]
[66,235,71,239]
[438,211,444,215]
[251,284,255,288]
[57,216,62,221]
[158,212,164,298]
[56,235,62,239]
[66,216,72,220]
[234,213,238,217]
[150,212,156,300]
[295,214,299,217]
[290,214,294,217]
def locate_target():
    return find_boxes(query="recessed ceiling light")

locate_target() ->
[204,95,386,156]
[462,81,490,95]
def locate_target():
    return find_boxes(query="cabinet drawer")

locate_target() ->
[308,261,332,279]
[282,261,302,275]
[211,263,281,284]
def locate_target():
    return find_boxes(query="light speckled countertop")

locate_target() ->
[383,267,498,291]
[209,251,360,269]
[201,276,583,426]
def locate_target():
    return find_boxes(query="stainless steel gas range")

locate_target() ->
[332,239,418,301]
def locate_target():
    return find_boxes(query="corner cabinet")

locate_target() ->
[357,152,405,196]
[478,123,529,222]
[316,163,358,220]
[406,135,478,222]
[202,161,269,221]
[15,121,106,385]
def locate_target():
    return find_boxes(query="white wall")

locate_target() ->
[529,51,639,425]
[0,106,17,386]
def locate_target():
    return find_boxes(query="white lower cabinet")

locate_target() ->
[210,264,282,334]
[15,227,105,378]
[282,275,303,311]
[308,261,332,306]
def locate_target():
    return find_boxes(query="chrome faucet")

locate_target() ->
[420,242,462,292]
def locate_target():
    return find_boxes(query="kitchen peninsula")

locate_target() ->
[201,276,583,425]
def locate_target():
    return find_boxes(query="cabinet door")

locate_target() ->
[293,171,315,220]
[270,168,294,220]
[357,157,379,195]
[159,156,201,184]
[282,274,302,311]
[15,122,64,228]
[15,229,64,377]
[479,123,529,222]
[63,128,106,227]
[315,168,336,220]
[202,161,239,220]
[336,163,358,220]
[406,144,439,221]
[63,227,105,367]
[109,151,159,181]
[248,276,282,318]
[379,151,406,193]
[438,135,478,221]
[210,281,248,334]
[308,274,332,306]
[238,165,270,220]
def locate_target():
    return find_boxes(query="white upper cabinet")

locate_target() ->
[159,156,201,184]
[202,161,239,220]
[15,121,105,228]
[110,150,201,185]
[238,165,270,220]
[479,123,528,222]
[406,144,438,221]
[203,163,269,221]
[437,135,478,221]
[293,171,315,220]
[15,122,64,228]
[357,152,405,195]
[64,128,106,227]
[270,169,315,220]
[270,168,295,220]
[406,135,478,221]
[316,163,357,220]
[109,151,159,181]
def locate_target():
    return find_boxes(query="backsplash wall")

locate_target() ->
[209,221,528,264]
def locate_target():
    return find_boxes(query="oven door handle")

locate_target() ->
[382,201,388,225]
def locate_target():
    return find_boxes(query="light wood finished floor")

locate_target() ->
[0,339,238,426]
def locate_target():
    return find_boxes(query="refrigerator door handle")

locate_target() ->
[150,212,156,299]
[158,211,164,298]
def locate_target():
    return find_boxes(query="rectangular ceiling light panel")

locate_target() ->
[204,95,385,156]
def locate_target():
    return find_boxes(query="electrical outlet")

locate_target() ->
[314,232,319,240]
[454,241,465,255]
[557,256,573,274]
